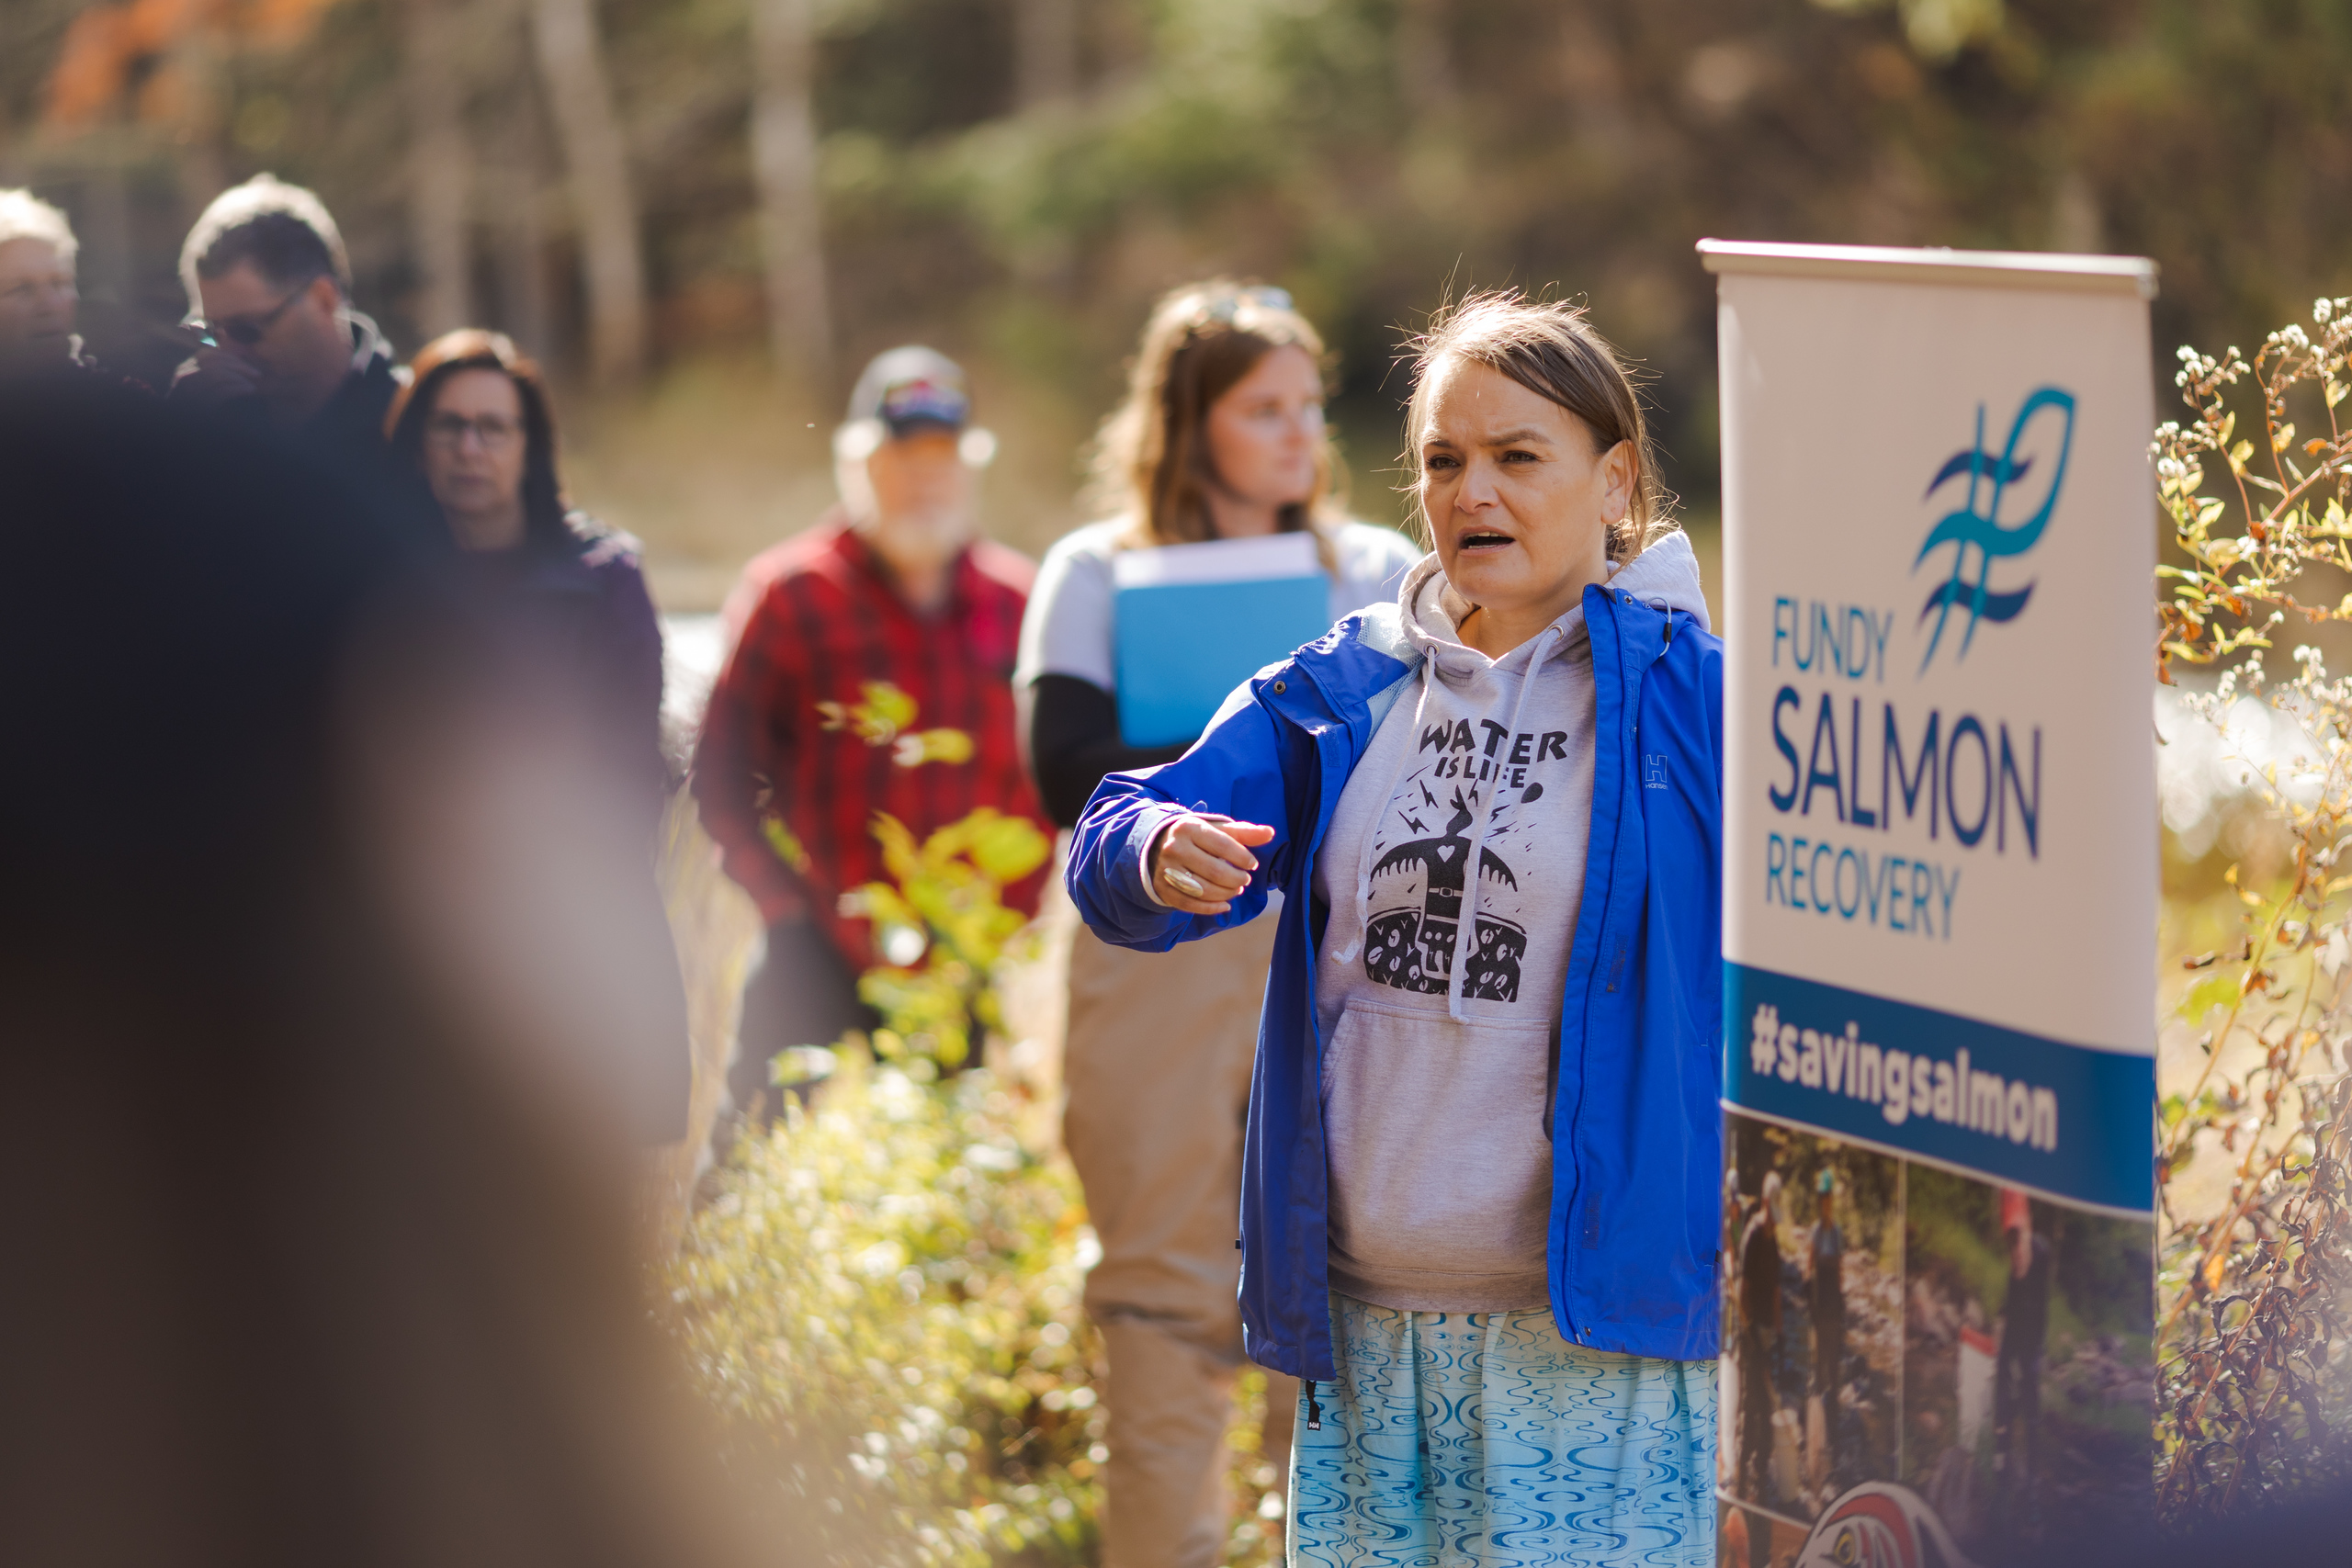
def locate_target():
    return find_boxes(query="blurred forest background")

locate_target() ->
[6,0,2351,607]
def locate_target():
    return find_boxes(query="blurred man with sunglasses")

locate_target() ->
[171,175,439,546]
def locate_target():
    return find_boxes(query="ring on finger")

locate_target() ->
[1161,863,1207,899]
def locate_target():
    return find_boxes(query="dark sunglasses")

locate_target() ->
[184,282,311,348]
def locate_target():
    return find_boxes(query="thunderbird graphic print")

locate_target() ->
[1915,386,2075,671]
[1364,789,1526,1001]
[1792,1483,1977,1568]
[1352,709,1588,1010]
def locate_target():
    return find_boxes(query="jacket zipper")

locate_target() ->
[1259,664,1347,1383]
[1555,592,1659,1348]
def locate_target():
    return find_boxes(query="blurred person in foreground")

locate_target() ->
[1064,294,1722,1564]
[171,174,439,544]
[1012,280,1417,1568]
[0,377,756,1567]
[386,327,689,1144]
[695,346,1049,1115]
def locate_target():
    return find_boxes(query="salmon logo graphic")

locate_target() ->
[1792,1482,1977,1568]
[1916,386,2075,672]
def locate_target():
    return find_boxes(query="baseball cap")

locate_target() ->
[847,345,969,439]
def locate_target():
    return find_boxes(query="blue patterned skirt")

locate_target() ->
[1288,1292,1716,1567]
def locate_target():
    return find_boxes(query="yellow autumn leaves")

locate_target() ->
[820,680,978,770]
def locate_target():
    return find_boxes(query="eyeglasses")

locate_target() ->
[424,412,522,450]
[184,283,310,348]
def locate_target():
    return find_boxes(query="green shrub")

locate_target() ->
[2153,301,2352,1520]
[668,685,1291,1563]
[669,1050,1104,1567]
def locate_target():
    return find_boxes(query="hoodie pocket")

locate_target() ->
[1320,1000,1555,1285]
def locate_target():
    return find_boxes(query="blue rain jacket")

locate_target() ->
[1065,581,1724,1380]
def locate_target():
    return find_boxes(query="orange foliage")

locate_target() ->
[43,0,338,129]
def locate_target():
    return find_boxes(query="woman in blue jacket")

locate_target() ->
[1065,293,1724,1566]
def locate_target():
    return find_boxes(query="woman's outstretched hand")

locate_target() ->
[1148,813,1277,916]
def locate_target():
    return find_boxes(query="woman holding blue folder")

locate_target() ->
[1014,281,1417,1568]
[1064,293,1723,1565]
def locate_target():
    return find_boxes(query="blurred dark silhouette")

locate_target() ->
[0,380,752,1567]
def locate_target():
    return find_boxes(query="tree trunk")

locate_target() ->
[1013,0,1079,110]
[530,0,646,387]
[79,147,135,316]
[400,0,472,339]
[1396,0,1455,117]
[1556,2,1631,157]
[1091,0,1149,96]
[491,53,555,365]
[170,24,229,218]
[749,0,831,386]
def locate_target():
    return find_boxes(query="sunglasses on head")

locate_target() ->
[184,279,314,349]
[1182,285,1295,330]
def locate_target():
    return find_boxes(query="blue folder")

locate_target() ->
[1114,533,1330,748]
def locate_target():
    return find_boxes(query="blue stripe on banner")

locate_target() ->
[1724,962,2154,1214]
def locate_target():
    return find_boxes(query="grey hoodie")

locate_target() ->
[1310,533,1712,1313]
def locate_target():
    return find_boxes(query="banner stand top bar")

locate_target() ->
[1697,238,2158,299]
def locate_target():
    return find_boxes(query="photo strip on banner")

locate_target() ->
[1702,241,2159,1568]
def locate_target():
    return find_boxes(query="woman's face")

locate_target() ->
[1418,358,1631,623]
[1203,344,1324,514]
[421,368,528,541]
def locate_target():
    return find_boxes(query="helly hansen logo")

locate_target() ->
[1645,753,1668,789]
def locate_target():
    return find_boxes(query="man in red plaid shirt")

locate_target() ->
[695,347,1050,1110]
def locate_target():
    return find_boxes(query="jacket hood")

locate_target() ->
[1604,529,1712,631]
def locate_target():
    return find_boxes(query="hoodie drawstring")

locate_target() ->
[1444,622,1561,1022]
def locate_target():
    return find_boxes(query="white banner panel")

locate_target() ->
[1702,241,2156,1567]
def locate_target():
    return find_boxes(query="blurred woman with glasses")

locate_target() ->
[1013,281,1419,1568]
[386,329,691,1146]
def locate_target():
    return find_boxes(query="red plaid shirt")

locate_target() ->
[693,518,1050,970]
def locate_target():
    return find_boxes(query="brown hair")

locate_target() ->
[1089,279,1342,551]
[1403,291,1672,562]
[387,329,574,554]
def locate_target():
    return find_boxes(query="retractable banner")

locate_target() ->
[1701,241,2158,1568]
